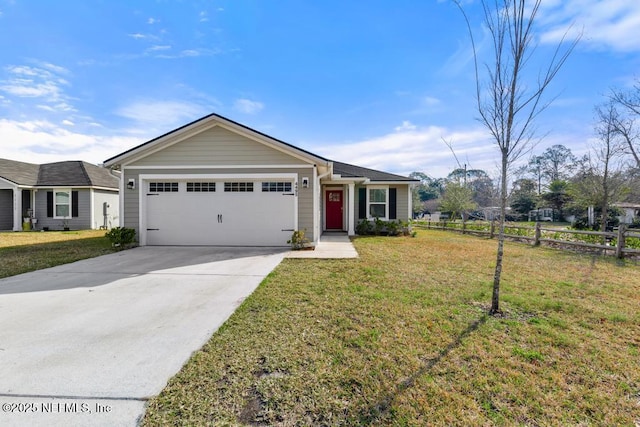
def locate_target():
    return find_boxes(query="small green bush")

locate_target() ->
[287,230,310,250]
[355,219,412,237]
[105,227,137,248]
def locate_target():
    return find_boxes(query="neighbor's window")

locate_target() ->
[368,187,388,219]
[54,190,71,218]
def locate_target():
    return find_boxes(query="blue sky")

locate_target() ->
[0,0,638,178]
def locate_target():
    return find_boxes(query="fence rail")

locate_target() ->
[414,220,640,259]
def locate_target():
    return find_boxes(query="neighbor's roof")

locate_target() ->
[0,158,119,189]
[0,158,40,185]
[332,161,418,182]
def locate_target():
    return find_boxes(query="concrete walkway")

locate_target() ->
[286,233,358,259]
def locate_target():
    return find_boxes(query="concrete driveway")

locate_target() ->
[0,246,287,426]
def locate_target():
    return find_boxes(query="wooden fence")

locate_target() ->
[414,220,640,259]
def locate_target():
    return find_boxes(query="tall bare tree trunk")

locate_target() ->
[491,154,509,313]
[455,0,578,315]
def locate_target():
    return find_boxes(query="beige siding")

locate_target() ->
[131,126,304,167]
[394,185,410,221]
[123,167,316,242]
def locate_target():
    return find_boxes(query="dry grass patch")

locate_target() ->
[143,230,640,426]
[0,230,115,278]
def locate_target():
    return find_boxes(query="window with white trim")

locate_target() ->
[149,182,179,192]
[187,182,216,192]
[224,182,254,192]
[368,187,388,219]
[262,182,292,192]
[54,190,71,218]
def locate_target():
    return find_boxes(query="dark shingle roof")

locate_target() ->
[332,161,418,182]
[0,158,118,189]
[0,158,40,185]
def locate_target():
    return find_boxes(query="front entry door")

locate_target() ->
[326,190,343,229]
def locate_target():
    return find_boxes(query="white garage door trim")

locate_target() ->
[139,173,298,246]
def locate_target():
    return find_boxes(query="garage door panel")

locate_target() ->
[218,192,294,246]
[144,179,295,246]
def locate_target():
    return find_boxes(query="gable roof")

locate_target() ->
[332,161,418,182]
[0,158,119,189]
[103,112,330,168]
[103,112,417,183]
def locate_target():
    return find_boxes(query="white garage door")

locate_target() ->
[144,179,295,246]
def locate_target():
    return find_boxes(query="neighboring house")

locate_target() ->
[104,113,418,246]
[613,203,640,225]
[0,159,120,231]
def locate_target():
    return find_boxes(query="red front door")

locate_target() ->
[326,190,343,229]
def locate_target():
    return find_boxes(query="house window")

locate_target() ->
[54,190,71,218]
[368,187,388,219]
[187,182,216,192]
[262,182,292,193]
[224,182,254,192]
[149,182,179,192]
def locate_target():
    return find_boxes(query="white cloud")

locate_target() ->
[538,0,640,52]
[233,98,264,114]
[115,99,208,133]
[147,17,157,25]
[154,47,221,59]
[395,121,416,132]
[0,118,141,165]
[423,96,441,107]
[314,122,495,177]
[61,119,74,126]
[148,45,171,51]
[0,63,72,110]
[199,11,208,22]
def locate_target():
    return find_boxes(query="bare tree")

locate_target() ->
[456,0,579,314]
[593,101,628,232]
[610,83,640,168]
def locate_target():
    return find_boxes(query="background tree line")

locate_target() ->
[411,79,640,231]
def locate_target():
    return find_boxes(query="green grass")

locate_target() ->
[142,230,640,426]
[0,230,116,278]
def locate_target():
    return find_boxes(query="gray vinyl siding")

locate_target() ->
[123,166,316,242]
[0,189,12,230]
[93,190,120,229]
[132,126,304,166]
[35,189,92,230]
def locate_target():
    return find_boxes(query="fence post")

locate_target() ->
[534,221,541,247]
[462,219,467,234]
[490,220,495,239]
[616,224,626,259]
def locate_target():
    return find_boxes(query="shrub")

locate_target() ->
[356,219,373,235]
[356,219,413,237]
[105,227,137,248]
[287,230,310,250]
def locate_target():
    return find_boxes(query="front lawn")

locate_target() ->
[144,230,640,426]
[0,230,116,278]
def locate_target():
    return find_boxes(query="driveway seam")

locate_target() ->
[0,393,147,402]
